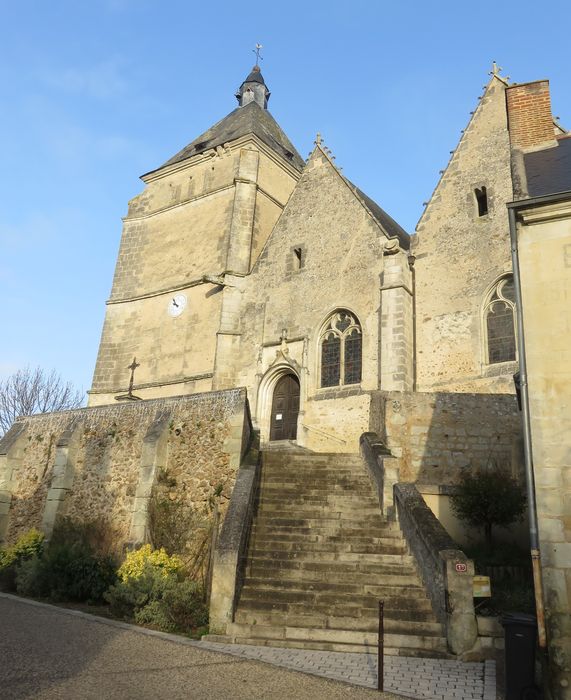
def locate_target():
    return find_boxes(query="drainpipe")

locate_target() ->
[408,254,417,392]
[507,204,546,649]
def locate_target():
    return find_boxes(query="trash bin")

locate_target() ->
[502,612,539,699]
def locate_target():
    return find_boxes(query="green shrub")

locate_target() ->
[117,544,182,582]
[14,555,46,597]
[105,562,208,633]
[9,520,117,603]
[0,529,45,591]
[451,469,527,550]
[40,543,116,603]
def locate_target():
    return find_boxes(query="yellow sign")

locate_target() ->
[473,575,492,598]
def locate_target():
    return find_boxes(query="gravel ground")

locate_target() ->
[0,594,400,700]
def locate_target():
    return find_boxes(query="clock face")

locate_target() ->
[168,294,187,317]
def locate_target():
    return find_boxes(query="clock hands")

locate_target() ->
[172,298,179,307]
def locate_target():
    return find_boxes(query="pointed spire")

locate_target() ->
[235,65,271,109]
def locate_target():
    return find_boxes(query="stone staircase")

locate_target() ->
[225,449,449,656]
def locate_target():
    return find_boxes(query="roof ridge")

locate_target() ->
[311,139,409,249]
[145,102,304,177]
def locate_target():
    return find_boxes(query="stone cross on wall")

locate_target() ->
[115,357,142,401]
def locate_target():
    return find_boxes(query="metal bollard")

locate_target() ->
[378,600,384,692]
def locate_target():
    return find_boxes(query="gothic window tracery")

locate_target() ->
[484,276,516,364]
[319,311,362,388]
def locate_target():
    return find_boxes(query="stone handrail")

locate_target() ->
[302,423,347,444]
[208,430,261,634]
[359,432,398,519]
[394,482,477,655]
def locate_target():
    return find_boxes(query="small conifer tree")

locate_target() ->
[451,469,527,550]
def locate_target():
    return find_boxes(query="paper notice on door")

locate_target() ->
[275,414,283,420]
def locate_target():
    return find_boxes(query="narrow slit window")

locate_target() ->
[294,247,303,270]
[475,187,488,217]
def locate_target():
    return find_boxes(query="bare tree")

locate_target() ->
[0,367,84,437]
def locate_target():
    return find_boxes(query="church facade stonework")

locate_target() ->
[2,64,570,696]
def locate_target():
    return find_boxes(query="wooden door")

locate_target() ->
[270,374,300,441]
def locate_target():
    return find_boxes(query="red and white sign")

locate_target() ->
[455,563,468,573]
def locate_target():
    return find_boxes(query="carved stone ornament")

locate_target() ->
[383,239,400,256]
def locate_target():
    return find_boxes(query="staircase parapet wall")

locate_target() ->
[359,432,399,519]
[209,430,261,634]
[394,482,477,655]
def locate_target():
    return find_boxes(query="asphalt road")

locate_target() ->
[0,595,399,700]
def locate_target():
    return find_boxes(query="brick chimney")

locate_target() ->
[506,80,557,151]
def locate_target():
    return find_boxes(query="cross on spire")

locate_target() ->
[490,61,502,76]
[253,43,263,67]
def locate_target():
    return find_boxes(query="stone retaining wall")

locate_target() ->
[370,390,522,484]
[0,389,249,548]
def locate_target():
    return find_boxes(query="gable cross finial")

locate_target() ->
[315,133,322,146]
[253,43,263,67]
[490,61,502,76]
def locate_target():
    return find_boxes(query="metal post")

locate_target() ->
[378,600,384,692]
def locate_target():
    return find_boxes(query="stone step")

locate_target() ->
[252,516,386,529]
[237,590,434,615]
[225,623,448,656]
[246,550,413,565]
[263,454,363,466]
[255,496,380,510]
[248,539,408,555]
[250,525,400,540]
[242,577,429,599]
[260,474,374,485]
[247,559,418,579]
[249,530,403,545]
[254,507,384,522]
[234,606,439,629]
[246,567,420,588]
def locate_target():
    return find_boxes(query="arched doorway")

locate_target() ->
[269,374,300,441]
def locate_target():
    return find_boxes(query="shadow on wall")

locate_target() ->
[370,389,528,549]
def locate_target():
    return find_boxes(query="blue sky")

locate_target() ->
[1,0,569,397]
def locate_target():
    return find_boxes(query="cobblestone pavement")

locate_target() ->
[197,641,497,700]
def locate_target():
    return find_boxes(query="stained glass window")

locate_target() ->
[484,276,516,364]
[344,329,362,385]
[319,311,362,388]
[321,334,341,387]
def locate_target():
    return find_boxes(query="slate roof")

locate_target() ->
[524,135,571,197]
[349,181,410,249]
[148,101,305,175]
[240,67,266,86]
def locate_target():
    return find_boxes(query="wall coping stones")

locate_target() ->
[394,482,477,655]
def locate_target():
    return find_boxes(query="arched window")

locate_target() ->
[484,276,516,364]
[319,311,362,387]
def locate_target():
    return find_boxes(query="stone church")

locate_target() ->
[2,63,570,697]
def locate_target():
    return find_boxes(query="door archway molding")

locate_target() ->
[257,359,302,445]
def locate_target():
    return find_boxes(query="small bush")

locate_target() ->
[105,564,171,618]
[148,492,198,556]
[117,544,182,582]
[0,529,45,591]
[14,555,46,597]
[10,520,117,603]
[105,558,208,634]
[39,543,116,603]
